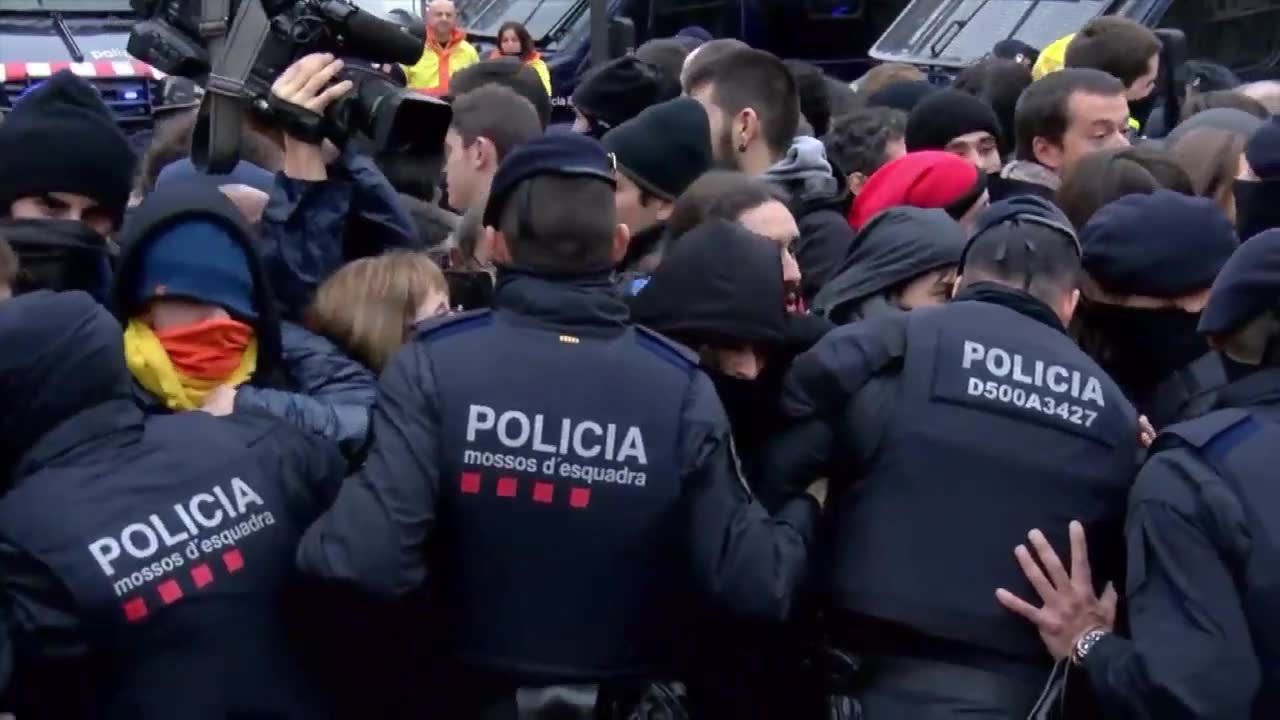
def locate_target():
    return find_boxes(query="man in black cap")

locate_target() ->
[0,69,134,301]
[766,195,1138,718]
[296,130,822,717]
[997,228,1280,720]
[1077,190,1239,428]
[905,89,1005,174]
[571,56,677,139]
[602,97,714,284]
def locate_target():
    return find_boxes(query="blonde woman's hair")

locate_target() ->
[306,251,448,372]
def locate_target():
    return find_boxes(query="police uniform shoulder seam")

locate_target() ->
[634,325,698,370]
[414,308,494,342]
[1158,408,1252,450]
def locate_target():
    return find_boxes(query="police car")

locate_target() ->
[0,0,200,142]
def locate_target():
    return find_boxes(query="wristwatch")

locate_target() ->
[1072,627,1111,665]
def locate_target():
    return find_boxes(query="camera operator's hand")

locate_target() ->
[272,53,353,181]
[273,52,352,116]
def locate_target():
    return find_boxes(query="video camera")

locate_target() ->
[127,0,451,172]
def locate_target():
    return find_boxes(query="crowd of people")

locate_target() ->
[0,2,1279,717]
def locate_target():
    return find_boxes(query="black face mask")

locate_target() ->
[1233,179,1280,242]
[1082,303,1208,401]
[0,218,113,302]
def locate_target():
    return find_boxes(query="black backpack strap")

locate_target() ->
[1149,351,1228,427]
[1157,408,1261,591]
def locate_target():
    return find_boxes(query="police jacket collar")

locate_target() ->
[1213,366,1280,410]
[12,398,145,485]
[493,269,629,334]
[952,282,1065,333]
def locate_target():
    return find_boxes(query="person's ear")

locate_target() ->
[1060,288,1081,325]
[655,200,675,222]
[609,223,632,264]
[848,172,867,195]
[488,227,513,266]
[1032,136,1063,172]
[473,137,494,171]
[737,108,757,152]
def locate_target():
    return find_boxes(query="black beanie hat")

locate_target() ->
[602,97,712,201]
[0,70,135,229]
[1082,190,1238,298]
[571,56,678,137]
[905,89,1003,152]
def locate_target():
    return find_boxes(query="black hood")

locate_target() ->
[110,182,283,382]
[0,291,140,487]
[629,218,787,347]
[813,207,966,324]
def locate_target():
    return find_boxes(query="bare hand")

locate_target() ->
[995,521,1117,660]
[201,385,238,416]
[1138,415,1155,448]
[270,53,353,115]
[218,184,269,224]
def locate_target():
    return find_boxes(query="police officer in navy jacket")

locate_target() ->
[296,131,822,717]
[998,228,1280,719]
[772,196,1138,717]
[0,291,348,718]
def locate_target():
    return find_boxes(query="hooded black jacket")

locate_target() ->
[0,291,346,718]
[112,182,287,393]
[110,185,376,451]
[813,207,967,325]
[629,219,833,482]
[629,220,827,716]
[629,218,788,349]
[761,137,856,303]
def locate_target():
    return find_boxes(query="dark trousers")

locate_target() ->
[855,656,1043,720]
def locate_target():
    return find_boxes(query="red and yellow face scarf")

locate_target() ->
[123,317,258,411]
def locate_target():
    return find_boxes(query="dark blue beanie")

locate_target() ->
[1081,189,1238,298]
[1200,229,1280,334]
[135,220,256,320]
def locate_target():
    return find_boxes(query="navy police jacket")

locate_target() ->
[296,271,819,682]
[0,291,348,718]
[776,283,1138,665]
[1082,367,1280,720]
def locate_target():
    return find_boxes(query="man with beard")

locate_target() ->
[686,48,854,303]
[772,196,1138,717]
[0,69,134,301]
[1078,190,1239,428]
[664,171,807,314]
[627,219,825,716]
[905,90,1005,175]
